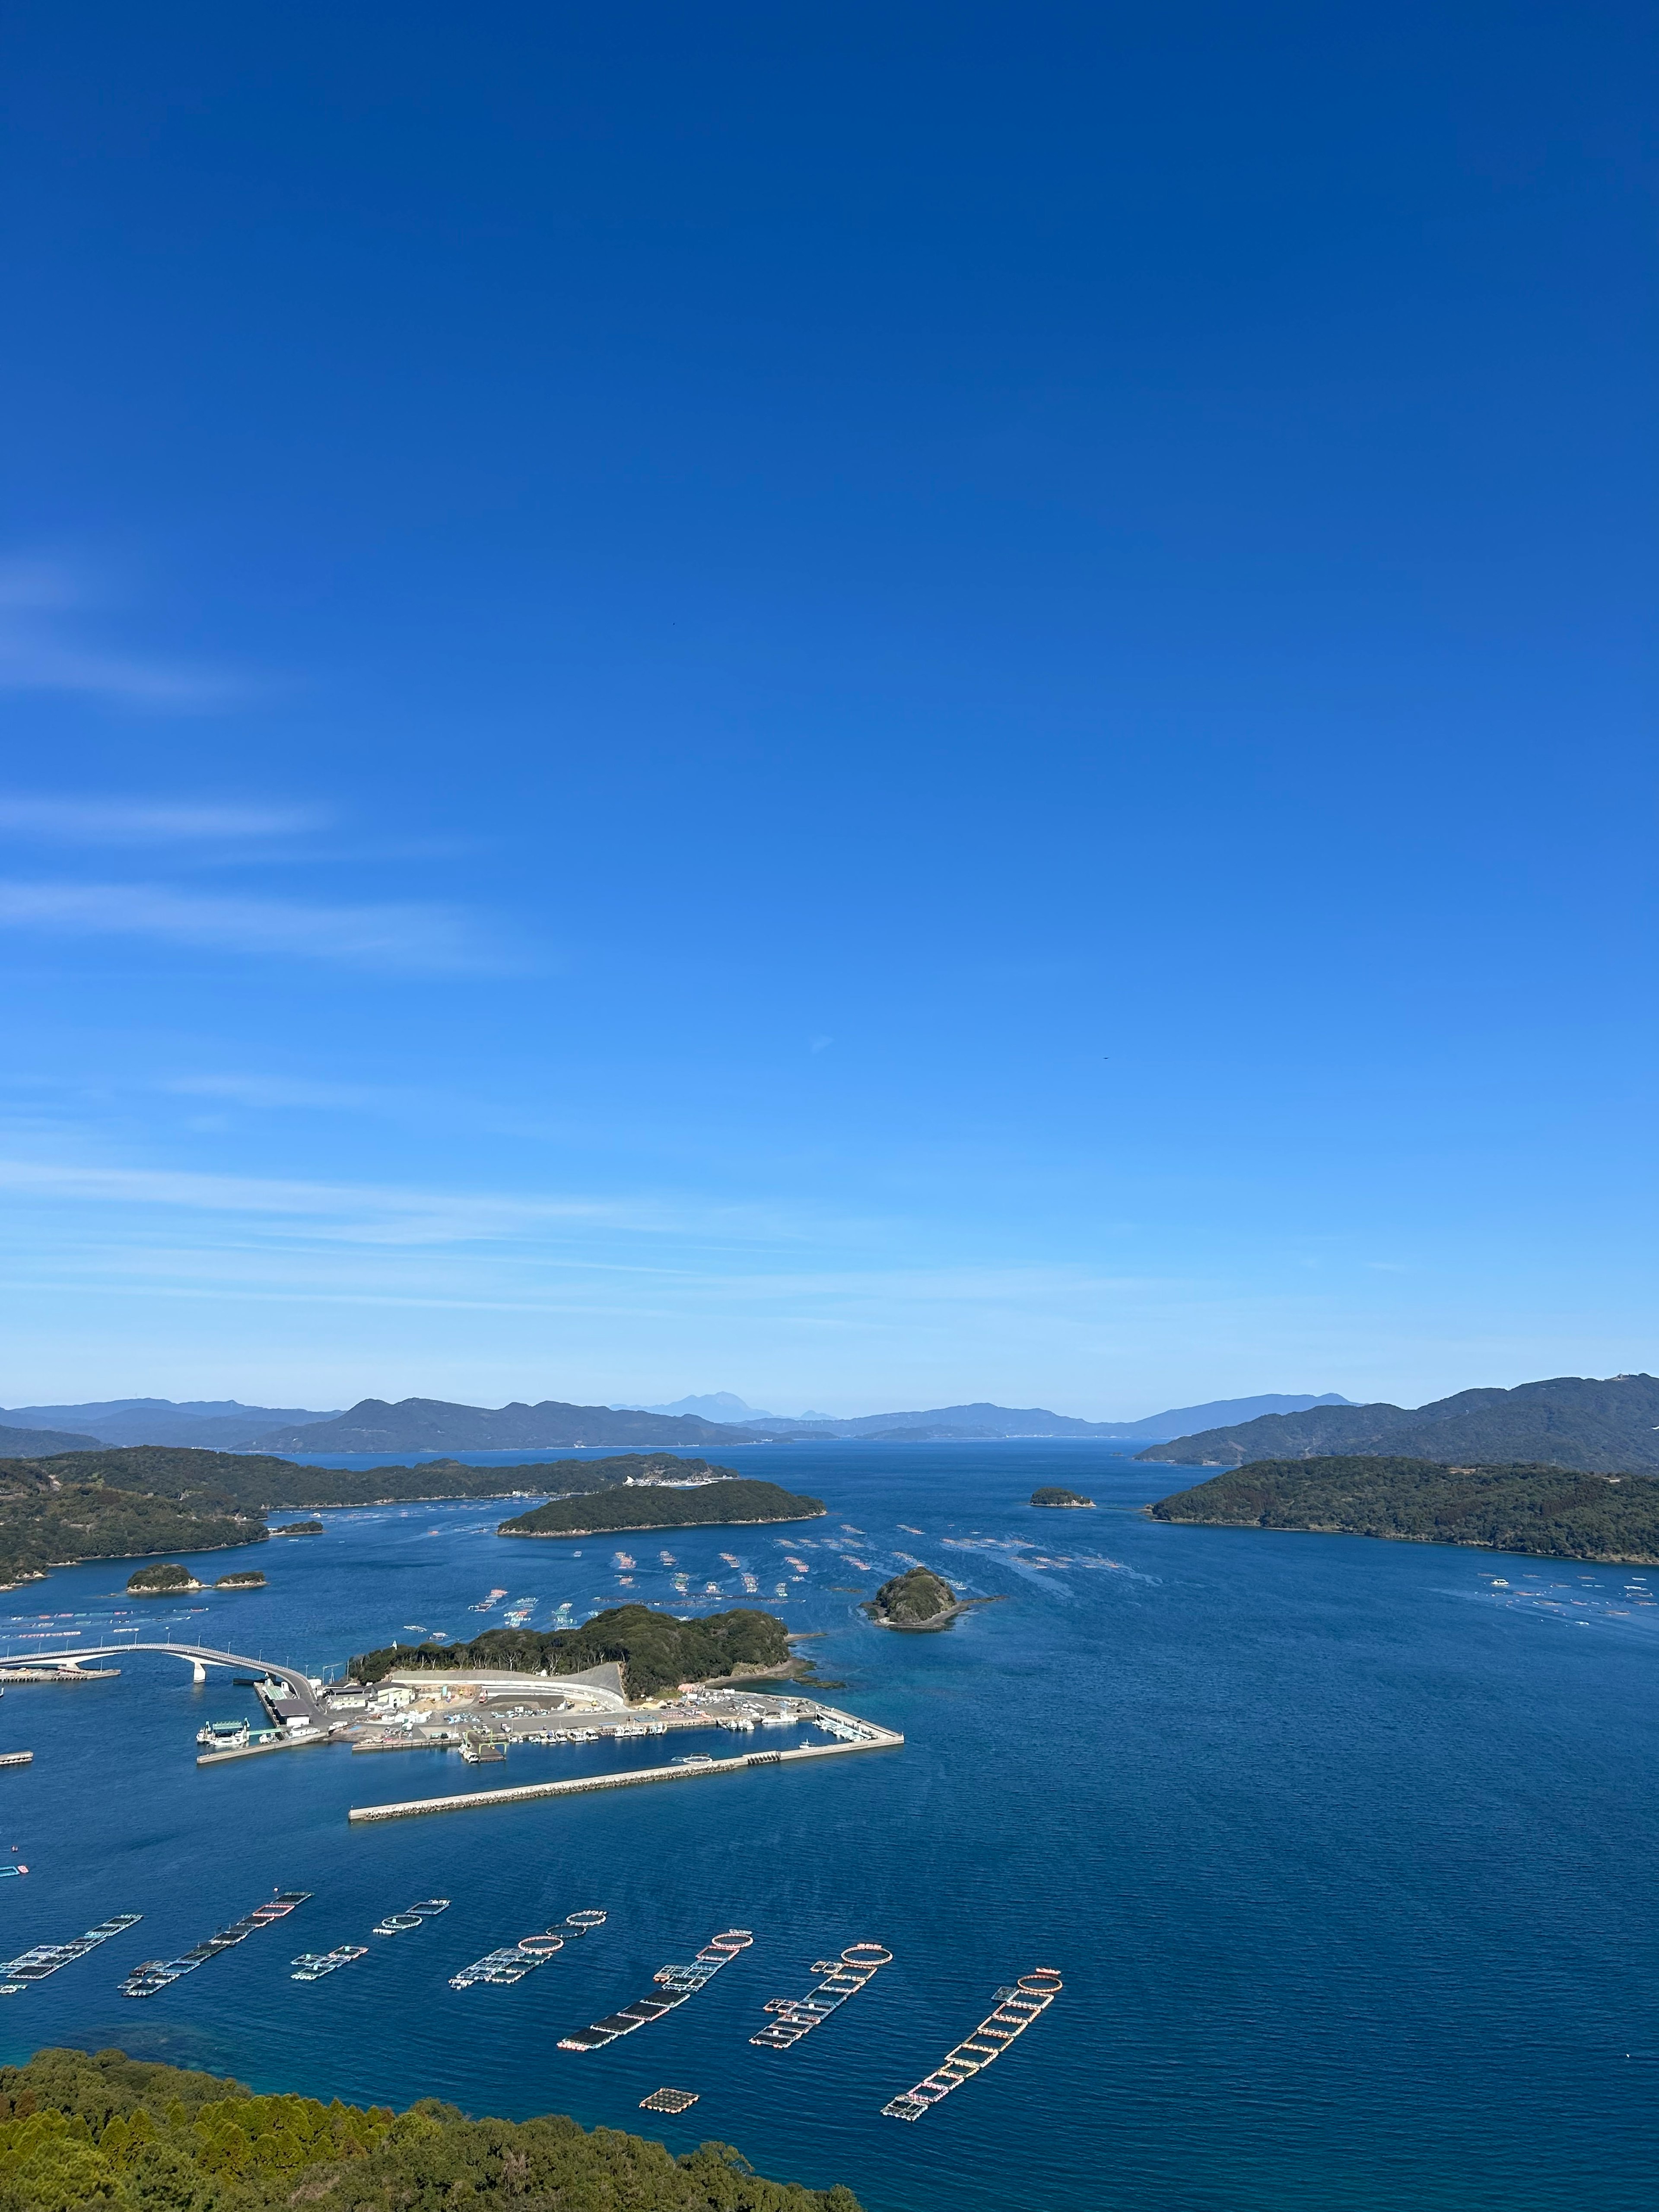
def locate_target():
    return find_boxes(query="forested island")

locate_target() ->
[0,1445,747,1588]
[1149,1456,1659,1561]
[1030,1486,1094,1508]
[0,2044,861,2211]
[127,1562,202,1594]
[863,1565,1000,1630]
[0,1444,717,1514]
[498,1478,825,1538]
[349,1601,794,1700]
[0,1463,266,1592]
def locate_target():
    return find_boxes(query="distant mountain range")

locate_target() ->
[0,1398,341,1449]
[0,1423,102,1456]
[254,1397,765,1452]
[1,1389,1354,1456]
[1135,1374,1659,1474]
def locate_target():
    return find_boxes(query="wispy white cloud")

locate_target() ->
[0,795,321,844]
[0,561,240,708]
[160,1073,392,1112]
[0,1157,793,1249]
[0,880,513,975]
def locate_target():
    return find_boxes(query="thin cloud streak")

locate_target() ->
[0,880,514,975]
[0,560,240,707]
[0,795,322,843]
[0,1157,812,1249]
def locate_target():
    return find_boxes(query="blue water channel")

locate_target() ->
[0,1441,1654,2212]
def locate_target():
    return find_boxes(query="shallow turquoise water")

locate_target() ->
[0,1442,1654,2210]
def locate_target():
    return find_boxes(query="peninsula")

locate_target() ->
[497,1477,825,1539]
[1149,1456,1659,1563]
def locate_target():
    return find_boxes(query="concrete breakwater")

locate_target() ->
[347,1708,902,1823]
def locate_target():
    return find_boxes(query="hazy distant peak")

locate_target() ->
[622,1392,776,1421]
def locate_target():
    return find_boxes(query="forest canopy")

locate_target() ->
[1149,1456,1659,1561]
[498,1478,825,1538]
[0,2044,862,2212]
[349,1602,793,1699]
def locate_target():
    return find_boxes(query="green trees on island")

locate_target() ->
[1150,1456,1659,1560]
[350,1602,794,1699]
[498,1478,825,1538]
[0,2045,863,2211]
[125,1563,199,1593]
[867,1567,957,1625]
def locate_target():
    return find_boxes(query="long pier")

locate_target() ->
[348,1714,902,1823]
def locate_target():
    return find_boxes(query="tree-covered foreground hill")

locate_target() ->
[1150,1456,1659,1562]
[0,2045,861,2212]
[350,1602,793,1697]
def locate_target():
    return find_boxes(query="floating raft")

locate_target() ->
[119,1890,309,1999]
[372,1897,449,1937]
[449,1907,605,1989]
[751,1942,892,2049]
[558,1927,752,2051]
[0,1913,141,1996]
[292,1944,368,1982]
[640,2088,699,2114]
[881,1969,1062,2120]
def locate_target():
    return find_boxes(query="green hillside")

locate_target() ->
[0,1471,264,1592]
[498,1477,825,1537]
[350,1601,791,1699]
[1149,1456,1659,1561]
[1135,1372,1659,1471]
[0,1446,715,1513]
[0,2044,860,2211]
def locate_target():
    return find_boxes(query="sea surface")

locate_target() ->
[0,1442,1654,2211]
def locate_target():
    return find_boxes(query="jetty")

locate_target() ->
[882,1969,1062,2120]
[348,1703,901,1823]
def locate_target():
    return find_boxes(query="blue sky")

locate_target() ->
[0,3,1652,1417]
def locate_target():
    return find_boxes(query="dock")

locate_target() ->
[348,1708,902,1823]
[197,1728,339,1767]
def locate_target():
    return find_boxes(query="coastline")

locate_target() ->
[501,1507,828,1539]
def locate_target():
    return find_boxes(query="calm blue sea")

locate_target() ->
[0,1442,1654,2211]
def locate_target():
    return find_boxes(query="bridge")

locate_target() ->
[15,1644,325,1720]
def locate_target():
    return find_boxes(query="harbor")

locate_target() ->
[347,1705,902,1822]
